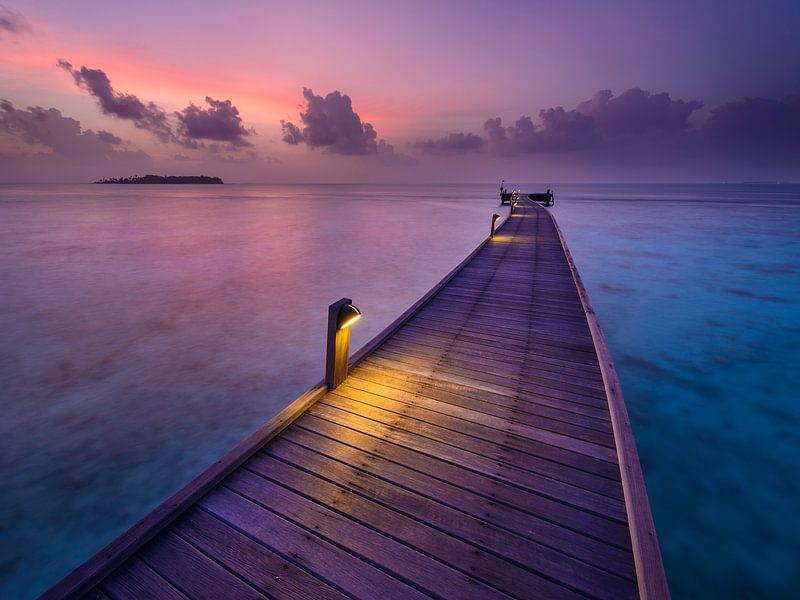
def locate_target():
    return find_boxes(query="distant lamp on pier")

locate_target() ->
[326,298,362,389]
[491,213,501,238]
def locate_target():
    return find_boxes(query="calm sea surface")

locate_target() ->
[1,183,798,598]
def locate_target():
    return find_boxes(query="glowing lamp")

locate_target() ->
[337,303,362,330]
[326,298,362,389]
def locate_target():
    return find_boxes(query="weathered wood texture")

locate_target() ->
[45,200,667,600]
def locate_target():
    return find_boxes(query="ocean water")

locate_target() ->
[0,183,798,598]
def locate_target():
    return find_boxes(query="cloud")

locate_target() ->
[0,100,152,181]
[58,60,175,143]
[282,88,376,154]
[0,99,143,159]
[376,139,417,166]
[0,5,30,36]
[483,109,597,154]
[96,130,123,145]
[412,132,485,155]
[577,88,703,137]
[480,88,702,156]
[281,121,303,145]
[704,95,800,150]
[58,60,255,151]
[175,97,254,148]
[281,87,414,165]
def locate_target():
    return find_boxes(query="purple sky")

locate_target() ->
[1,0,799,182]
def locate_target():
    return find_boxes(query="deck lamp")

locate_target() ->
[337,302,362,330]
[326,298,362,389]
[491,213,501,238]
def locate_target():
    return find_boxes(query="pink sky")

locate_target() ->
[1,0,799,182]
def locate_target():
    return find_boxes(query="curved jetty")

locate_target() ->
[43,199,668,600]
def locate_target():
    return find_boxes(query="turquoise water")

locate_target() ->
[1,183,798,598]
[551,185,800,598]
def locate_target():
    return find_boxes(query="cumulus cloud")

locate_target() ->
[176,97,254,148]
[422,87,799,173]
[577,88,703,137]
[483,108,597,154]
[0,100,152,181]
[0,99,142,159]
[282,88,376,154]
[58,60,255,151]
[281,88,414,165]
[480,88,702,156]
[0,5,30,36]
[412,132,485,155]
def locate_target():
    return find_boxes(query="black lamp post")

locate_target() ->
[325,298,362,389]
[491,213,501,238]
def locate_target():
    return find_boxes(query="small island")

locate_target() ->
[93,175,223,184]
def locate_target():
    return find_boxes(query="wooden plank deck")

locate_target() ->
[43,199,668,599]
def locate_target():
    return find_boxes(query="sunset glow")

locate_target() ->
[2,0,799,182]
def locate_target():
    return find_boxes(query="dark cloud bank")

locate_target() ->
[0,100,140,159]
[0,99,152,179]
[413,88,800,166]
[57,60,254,150]
[281,88,415,165]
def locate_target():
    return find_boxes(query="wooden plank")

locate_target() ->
[389,328,605,382]
[201,485,429,600]
[276,427,637,579]
[384,328,601,377]
[308,400,628,521]
[328,385,622,488]
[408,313,593,345]
[541,202,670,598]
[224,468,514,600]
[401,318,603,371]
[351,362,614,423]
[100,558,187,600]
[255,447,636,599]
[347,376,616,446]
[292,415,632,547]
[376,338,609,397]
[363,354,611,412]
[405,316,601,361]
[173,507,350,600]
[139,532,267,599]
[244,452,585,599]
[324,387,621,493]
[348,366,614,435]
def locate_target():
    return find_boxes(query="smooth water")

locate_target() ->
[1,183,798,598]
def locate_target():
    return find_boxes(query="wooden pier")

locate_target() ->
[43,199,668,599]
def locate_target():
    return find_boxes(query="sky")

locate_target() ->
[1,0,799,183]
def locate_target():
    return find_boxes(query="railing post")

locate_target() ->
[326,298,362,389]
